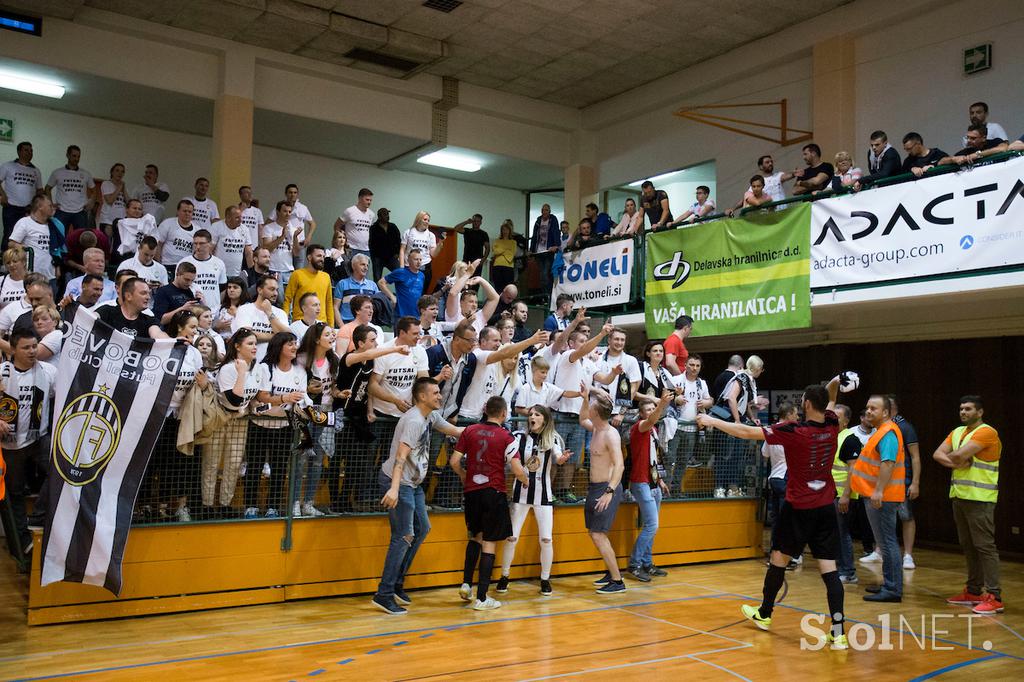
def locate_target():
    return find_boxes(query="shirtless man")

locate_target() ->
[579,382,626,594]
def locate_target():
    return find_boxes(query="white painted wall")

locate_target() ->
[0,101,523,242]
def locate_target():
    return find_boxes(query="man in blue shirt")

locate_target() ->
[543,294,573,333]
[379,247,424,319]
[334,252,378,323]
[584,202,615,237]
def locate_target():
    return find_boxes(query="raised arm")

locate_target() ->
[695,413,765,441]
[568,321,611,364]
[473,276,500,325]
[487,329,549,364]
[578,382,594,433]
[639,393,673,433]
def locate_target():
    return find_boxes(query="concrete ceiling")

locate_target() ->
[15,0,854,107]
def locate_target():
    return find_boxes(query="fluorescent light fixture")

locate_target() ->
[628,169,683,187]
[0,72,65,99]
[417,150,482,173]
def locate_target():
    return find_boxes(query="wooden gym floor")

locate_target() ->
[2,547,1023,681]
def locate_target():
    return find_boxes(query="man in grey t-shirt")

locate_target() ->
[373,377,463,615]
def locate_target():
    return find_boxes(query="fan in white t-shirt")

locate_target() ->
[130,164,171,222]
[117,235,168,288]
[180,229,227,317]
[0,333,58,451]
[260,202,301,284]
[184,177,219,229]
[513,353,580,415]
[0,147,43,210]
[230,277,290,362]
[592,329,641,416]
[156,200,198,268]
[45,146,95,216]
[98,163,128,227]
[333,189,375,253]
[369,322,429,418]
[9,196,54,281]
[211,206,252,278]
[115,199,158,256]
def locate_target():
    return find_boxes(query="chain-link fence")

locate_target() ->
[130,412,763,526]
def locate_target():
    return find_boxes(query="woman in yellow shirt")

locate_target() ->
[490,219,518,291]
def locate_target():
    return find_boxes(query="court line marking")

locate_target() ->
[617,607,752,647]
[688,654,754,682]
[7,593,723,682]
[908,653,1007,681]
[516,644,751,682]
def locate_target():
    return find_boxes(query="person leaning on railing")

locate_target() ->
[937,123,1008,167]
[611,197,643,237]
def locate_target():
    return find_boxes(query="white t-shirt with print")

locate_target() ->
[372,343,428,418]
[251,363,309,428]
[115,214,158,256]
[46,167,95,213]
[117,254,168,287]
[231,302,288,362]
[0,360,57,449]
[210,220,251,278]
[216,359,261,412]
[156,218,195,266]
[180,255,227,317]
[670,373,711,431]
[98,181,127,225]
[261,222,295,273]
[131,182,171,222]
[0,161,42,207]
[186,196,219,230]
[458,349,497,421]
[338,205,374,252]
[0,274,25,310]
[402,227,437,265]
[10,216,53,280]
[240,206,264,248]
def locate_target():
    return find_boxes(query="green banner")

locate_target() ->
[645,203,811,338]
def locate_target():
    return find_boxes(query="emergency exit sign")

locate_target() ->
[964,44,992,75]
[0,118,12,143]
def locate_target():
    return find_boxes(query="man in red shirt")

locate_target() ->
[627,392,673,582]
[663,314,692,375]
[451,396,527,611]
[699,372,849,649]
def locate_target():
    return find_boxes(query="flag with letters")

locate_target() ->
[41,306,185,595]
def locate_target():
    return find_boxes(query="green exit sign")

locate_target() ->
[964,44,992,75]
[0,118,12,144]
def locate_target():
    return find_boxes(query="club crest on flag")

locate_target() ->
[52,385,122,487]
[0,393,17,423]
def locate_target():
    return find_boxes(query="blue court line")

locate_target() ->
[365,649,382,655]
[394,641,408,646]
[9,594,719,681]
[337,659,353,665]
[307,670,325,676]
[908,653,1007,681]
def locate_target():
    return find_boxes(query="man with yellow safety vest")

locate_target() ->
[933,395,1003,615]
[850,394,905,603]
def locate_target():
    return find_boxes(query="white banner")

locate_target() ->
[811,156,1024,287]
[551,238,634,309]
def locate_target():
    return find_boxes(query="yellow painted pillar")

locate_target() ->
[812,35,857,158]
[563,164,597,229]
[211,50,256,210]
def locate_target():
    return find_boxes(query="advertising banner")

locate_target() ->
[551,238,633,309]
[645,204,811,338]
[811,156,1024,287]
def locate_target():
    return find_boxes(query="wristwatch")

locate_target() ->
[604,486,615,495]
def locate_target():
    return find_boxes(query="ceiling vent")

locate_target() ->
[343,48,422,74]
[423,0,463,13]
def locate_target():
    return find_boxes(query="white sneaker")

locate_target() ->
[292,501,303,517]
[175,507,191,523]
[859,551,882,564]
[903,554,916,570]
[458,583,473,602]
[794,554,803,565]
[262,462,271,478]
[303,502,324,517]
[713,488,726,499]
[473,596,502,611]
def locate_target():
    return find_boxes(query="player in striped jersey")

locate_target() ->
[496,405,570,596]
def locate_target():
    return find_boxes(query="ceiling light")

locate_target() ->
[0,72,64,98]
[628,170,682,187]
[417,150,481,173]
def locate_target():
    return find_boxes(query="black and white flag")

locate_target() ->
[41,306,185,595]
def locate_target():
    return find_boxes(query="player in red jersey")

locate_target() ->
[450,395,527,611]
[699,372,854,649]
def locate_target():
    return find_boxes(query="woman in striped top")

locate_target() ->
[496,405,570,597]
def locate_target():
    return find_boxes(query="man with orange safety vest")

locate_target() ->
[933,395,1003,615]
[850,394,905,603]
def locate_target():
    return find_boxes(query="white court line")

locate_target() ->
[689,654,754,681]
[516,644,751,682]
[617,607,752,647]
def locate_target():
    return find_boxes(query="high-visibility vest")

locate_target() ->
[832,428,858,499]
[949,423,999,503]
[850,420,905,502]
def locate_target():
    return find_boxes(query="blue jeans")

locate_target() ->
[558,418,585,466]
[865,501,902,595]
[375,473,430,599]
[835,499,855,579]
[629,482,662,567]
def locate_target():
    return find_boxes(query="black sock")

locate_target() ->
[822,570,845,636]
[463,541,481,586]
[476,552,495,601]
[759,564,787,619]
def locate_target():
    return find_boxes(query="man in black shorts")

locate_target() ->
[450,396,526,611]
[699,372,851,649]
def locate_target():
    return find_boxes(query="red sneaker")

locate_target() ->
[972,593,1004,614]
[947,589,984,606]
